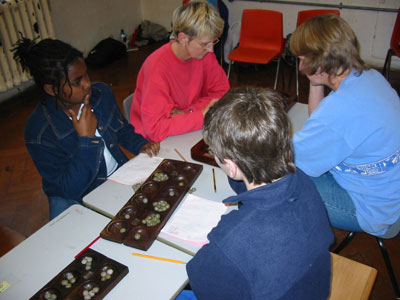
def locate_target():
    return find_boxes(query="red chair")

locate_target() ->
[382,8,400,80]
[296,9,340,27]
[227,9,284,90]
[294,9,340,98]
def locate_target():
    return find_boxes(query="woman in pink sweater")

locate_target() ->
[130,1,230,142]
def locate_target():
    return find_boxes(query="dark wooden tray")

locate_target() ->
[191,91,297,167]
[191,139,218,167]
[100,159,203,250]
[29,248,129,300]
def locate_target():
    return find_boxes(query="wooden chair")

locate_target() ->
[0,226,26,257]
[227,9,284,90]
[333,227,400,299]
[329,252,377,300]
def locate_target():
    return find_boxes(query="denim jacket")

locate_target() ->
[25,82,148,201]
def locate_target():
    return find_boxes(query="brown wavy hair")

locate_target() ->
[290,14,368,76]
[203,87,295,185]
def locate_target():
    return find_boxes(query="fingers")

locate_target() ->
[170,108,184,117]
[151,142,160,156]
[143,149,152,157]
[71,94,97,136]
[141,142,160,157]
[84,94,90,106]
[80,94,92,118]
[210,98,219,105]
[202,98,219,116]
[140,144,152,157]
[69,109,77,123]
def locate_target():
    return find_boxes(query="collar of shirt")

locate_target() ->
[223,172,298,209]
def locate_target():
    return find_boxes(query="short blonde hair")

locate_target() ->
[290,14,368,76]
[171,1,224,40]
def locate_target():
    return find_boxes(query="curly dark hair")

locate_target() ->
[12,37,83,103]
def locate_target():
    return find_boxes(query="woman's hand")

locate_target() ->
[308,83,325,116]
[140,142,160,157]
[170,108,184,117]
[69,95,98,136]
[202,98,219,116]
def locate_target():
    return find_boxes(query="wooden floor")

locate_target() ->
[0,41,399,300]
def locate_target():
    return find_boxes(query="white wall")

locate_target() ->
[140,0,399,68]
[141,0,182,31]
[225,0,399,68]
[48,0,399,68]
[50,0,143,55]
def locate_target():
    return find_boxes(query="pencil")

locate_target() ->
[75,235,101,258]
[212,168,217,193]
[132,252,186,264]
[174,148,187,162]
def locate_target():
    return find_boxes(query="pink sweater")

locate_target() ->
[130,42,230,142]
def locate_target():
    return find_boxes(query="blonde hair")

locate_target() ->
[290,14,368,76]
[171,1,224,40]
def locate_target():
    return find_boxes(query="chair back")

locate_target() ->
[296,9,340,27]
[329,253,377,300]
[123,93,133,122]
[390,9,400,56]
[239,9,283,52]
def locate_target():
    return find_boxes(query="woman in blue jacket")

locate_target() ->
[13,38,159,219]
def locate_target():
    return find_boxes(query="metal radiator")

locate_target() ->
[0,0,54,93]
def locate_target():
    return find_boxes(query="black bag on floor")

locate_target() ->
[86,38,126,66]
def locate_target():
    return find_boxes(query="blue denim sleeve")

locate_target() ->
[26,135,104,200]
[115,113,148,155]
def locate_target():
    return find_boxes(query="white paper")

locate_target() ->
[107,153,163,185]
[162,194,227,245]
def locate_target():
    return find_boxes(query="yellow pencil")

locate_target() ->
[174,148,187,162]
[212,168,217,193]
[132,252,186,264]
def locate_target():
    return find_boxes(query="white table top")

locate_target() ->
[0,205,191,300]
[83,102,310,255]
[83,130,237,255]
[287,102,308,135]
[83,130,235,217]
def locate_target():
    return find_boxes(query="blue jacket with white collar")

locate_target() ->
[25,82,148,201]
[187,169,333,300]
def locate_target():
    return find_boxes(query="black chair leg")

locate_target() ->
[376,237,400,299]
[382,49,394,80]
[332,231,356,254]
